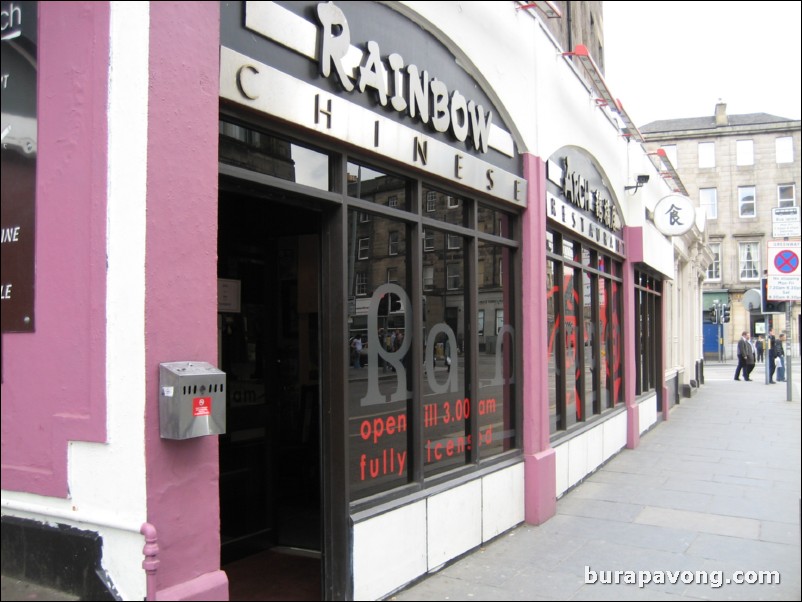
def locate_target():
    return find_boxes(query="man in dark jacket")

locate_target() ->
[734,332,755,381]
[774,333,786,382]
[767,329,777,383]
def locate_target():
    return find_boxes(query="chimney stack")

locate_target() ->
[715,102,728,126]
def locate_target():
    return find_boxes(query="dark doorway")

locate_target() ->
[218,190,322,600]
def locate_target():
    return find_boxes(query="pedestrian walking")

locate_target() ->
[734,331,754,381]
[774,333,787,382]
[767,328,777,383]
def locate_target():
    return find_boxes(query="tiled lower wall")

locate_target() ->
[555,395,658,498]
[352,463,524,600]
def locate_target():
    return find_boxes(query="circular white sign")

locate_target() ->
[653,194,695,236]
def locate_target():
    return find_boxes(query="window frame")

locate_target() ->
[738,185,756,218]
[706,242,721,281]
[698,142,715,168]
[738,241,760,281]
[358,237,370,260]
[776,136,794,164]
[736,139,754,166]
[778,184,796,208]
[699,187,718,220]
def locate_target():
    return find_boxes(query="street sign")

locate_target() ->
[772,207,801,238]
[767,240,801,302]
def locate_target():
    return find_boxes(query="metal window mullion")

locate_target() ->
[410,180,424,485]
[465,200,479,464]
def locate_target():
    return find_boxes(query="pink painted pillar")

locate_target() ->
[623,226,643,449]
[144,3,227,600]
[522,154,556,525]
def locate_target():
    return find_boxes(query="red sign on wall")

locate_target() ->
[193,397,212,417]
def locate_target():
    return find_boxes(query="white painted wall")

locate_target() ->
[352,464,524,601]
[397,2,635,213]
[1,5,150,600]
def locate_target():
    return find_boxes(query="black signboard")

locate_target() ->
[1,1,38,332]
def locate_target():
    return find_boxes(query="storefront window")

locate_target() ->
[610,279,623,405]
[635,271,662,397]
[598,276,610,409]
[478,204,514,239]
[546,259,558,432]
[422,186,466,227]
[583,269,596,417]
[347,188,520,501]
[348,161,412,212]
[563,264,579,427]
[422,230,468,476]
[348,210,411,499]
[477,242,515,457]
[548,230,623,436]
[219,120,331,191]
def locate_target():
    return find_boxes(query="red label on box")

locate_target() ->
[193,397,212,417]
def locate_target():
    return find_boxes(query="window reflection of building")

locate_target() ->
[546,229,623,435]
[345,164,519,497]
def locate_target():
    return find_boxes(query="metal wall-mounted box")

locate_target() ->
[159,361,226,439]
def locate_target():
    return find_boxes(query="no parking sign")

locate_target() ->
[767,240,801,301]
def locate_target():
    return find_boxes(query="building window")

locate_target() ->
[447,195,459,209]
[388,231,399,256]
[706,243,721,281]
[386,267,398,284]
[423,229,434,251]
[423,265,434,290]
[739,242,760,281]
[698,142,715,168]
[776,136,794,164]
[699,188,718,219]
[388,195,398,208]
[358,237,370,260]
[736,140,754,166]
[446,263,460,289]
[738,186,756,217]
[447,234,461,250]
[547,231,623,435]
[355,271,367,296]
[495,309,504,335]
[661,145,678,168]
[778,184,796,208]
[426,190,437,212]
[359,212,370,223]
[477,310,485,336]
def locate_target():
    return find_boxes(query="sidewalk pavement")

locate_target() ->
[391,359,801,601]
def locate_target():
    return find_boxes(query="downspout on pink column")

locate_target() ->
[623,226,643,449]
[522,154,556,525]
